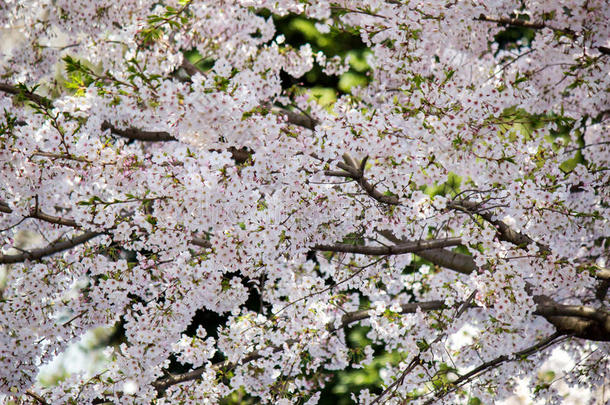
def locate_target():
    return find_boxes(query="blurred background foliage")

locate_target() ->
[273,15,371,100]
[184,12,372,107]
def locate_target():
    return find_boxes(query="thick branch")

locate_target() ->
[101,121,176,142]
[534,295,610,341]
[417,248,476,275]
[535,301,609,323]
[30,210,79,227]
[0,200,80,228]
[190,236,212,249]
[270,106,318,130]
[0,200,11,214]
[377,229,476,275]
[326,154,400,205]
[25,390,50,405]
[0,231,101,264]
[0,83,53,108]
[313,237,461,255]
[595,268,610,280]
[596,278,610,301]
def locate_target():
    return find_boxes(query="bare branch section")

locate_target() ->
[0,83,53,108]
[100,121,176,142]
[25,390,50,405]
[190,237,211,248]
[595,268,610,280]
[0,200,79,228]
[417,248,476,275]
[325,153,400,205]
[314,237,461,255]
[377,229,476,275]
[269,105,318,130]
[0,231,101,264]
[534,295,610,341]
[0,201,11,214]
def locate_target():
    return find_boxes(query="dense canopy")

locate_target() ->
[0,0,609,403]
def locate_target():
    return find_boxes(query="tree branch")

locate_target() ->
[269,105,318,130]
[0,231,101,264]
[595,268,610,280]
[100,121,176,142]
[534,295,610,341]
[595,277,610,301]
[313,237,461,255]
[417,248,476,275]
[190,236,211,249]
[0,200,11,214]
[377,229,476,275]
[0,82,53,108]
[0,199,80,228]
[339,300,448,325]
[423,331,566,404]
[325,153,400,205]
[25,390,50,405]
[535,302,610,323]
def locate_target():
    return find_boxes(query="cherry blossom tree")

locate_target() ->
[0,0,609,403]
